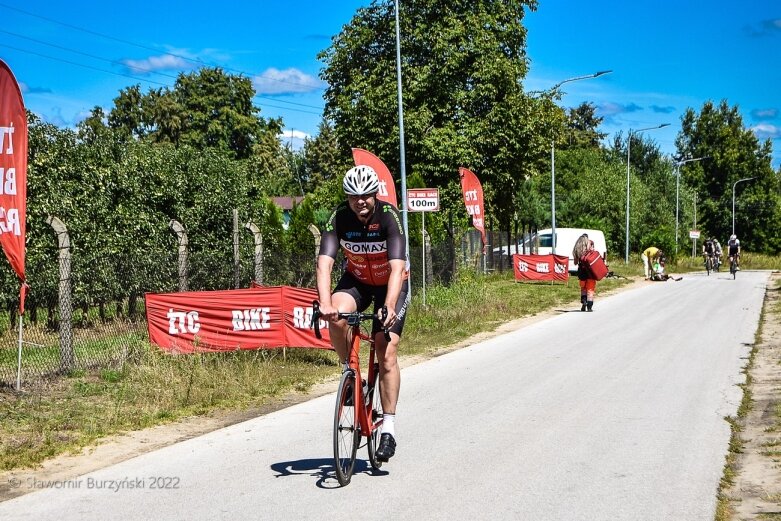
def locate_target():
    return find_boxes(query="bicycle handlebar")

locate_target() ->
[311,300,391,342]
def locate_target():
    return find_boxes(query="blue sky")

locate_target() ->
[2,1,780,168]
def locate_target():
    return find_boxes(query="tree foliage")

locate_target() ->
[319,0,546,230]
[106,68,282,160]
[676,100,781,253]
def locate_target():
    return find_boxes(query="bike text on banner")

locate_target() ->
[145,286,331,353]
[512,254,570,283]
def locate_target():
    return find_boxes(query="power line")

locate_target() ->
[0,43,170,87]
[0,43,322,116]
[0,28,324,112]
[0,2,325,92]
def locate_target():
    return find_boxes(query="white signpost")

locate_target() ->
[407,189,440,306]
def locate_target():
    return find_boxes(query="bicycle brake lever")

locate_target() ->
[312,300,322,340]
[380,306,391,342]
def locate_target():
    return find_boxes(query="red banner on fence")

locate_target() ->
[0,60,28,311]
[145,286,331,353]
[458,167,486,250]
[352,148,397,207]
[512,254,569,282]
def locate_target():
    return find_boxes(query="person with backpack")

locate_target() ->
[573,234,598,312]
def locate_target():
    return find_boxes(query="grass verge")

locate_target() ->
[0,267,633,471]
[714,274,780,520]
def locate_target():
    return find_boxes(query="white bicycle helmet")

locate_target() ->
[730,234,737,241]
[343,165,380,196]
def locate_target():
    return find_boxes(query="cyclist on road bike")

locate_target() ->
[702,237,716,268]
[712,238,723,269]
[727,234,741,270]
[316,165,409,463]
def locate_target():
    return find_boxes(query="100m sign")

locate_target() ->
[407,188,440,212]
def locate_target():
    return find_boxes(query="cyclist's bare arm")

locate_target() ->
[316,254,339,321]
[381,259,407,328]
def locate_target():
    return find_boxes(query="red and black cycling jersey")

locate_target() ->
[319,200,407,286]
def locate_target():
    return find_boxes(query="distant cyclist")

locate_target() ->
[702,237,716,267]
[702,239,715,257]
[727,234,741,270]
[712,238,723,270]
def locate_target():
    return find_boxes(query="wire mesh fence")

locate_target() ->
[0,224,538,390]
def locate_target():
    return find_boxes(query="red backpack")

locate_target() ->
[582,250,608,281]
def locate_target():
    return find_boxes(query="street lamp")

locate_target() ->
[625,123,670,263]
[548,70,612,253]
[732,176,756,235]
[674,156,707,253]
[393,0,411,293]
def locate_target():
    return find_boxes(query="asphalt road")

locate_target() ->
[0,270,769,521]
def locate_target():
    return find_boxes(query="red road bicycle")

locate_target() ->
[312,301,389,486]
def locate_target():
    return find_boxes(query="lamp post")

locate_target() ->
[732,176,756,235]
[548,70,611,253]
[674,156,707,253]
[393,0,411,294]
[625,123,670,263]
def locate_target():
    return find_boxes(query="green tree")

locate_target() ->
[106,68,281,160]
[561,102,606,150]
[318,0,545,232]
[302,120,351,211]
[676,100,780,253]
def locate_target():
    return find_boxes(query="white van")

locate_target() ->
[535,228,608,272]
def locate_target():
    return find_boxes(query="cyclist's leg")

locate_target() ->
[370,282,409,460]
[371,283,409,417]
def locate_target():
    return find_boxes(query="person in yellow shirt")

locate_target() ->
[641,246,663,279]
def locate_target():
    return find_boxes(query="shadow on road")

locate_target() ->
[270,457,388,488]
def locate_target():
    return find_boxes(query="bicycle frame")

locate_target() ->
[343,318,382,438]
[312,300,389,484]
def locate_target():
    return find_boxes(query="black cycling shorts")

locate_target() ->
[333,271,409,337]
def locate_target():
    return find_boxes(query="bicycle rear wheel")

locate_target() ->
[334,371,359,486]
[366,368,384,470]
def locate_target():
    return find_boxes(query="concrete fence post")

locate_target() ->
[244,222,263,285]
[233,209,240,289]
[46,215,74,371]
[169,220,188,292]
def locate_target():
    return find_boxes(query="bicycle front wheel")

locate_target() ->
[367,370,384,470]
[334,371,359,486]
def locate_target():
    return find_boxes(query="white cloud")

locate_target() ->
[280,129,311,140]
[596,102,642,116]
[751,108,779,120]
[122,54,192,74]
[252,68,323,94]
[278,129,311,150]
[752,123,780,139]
